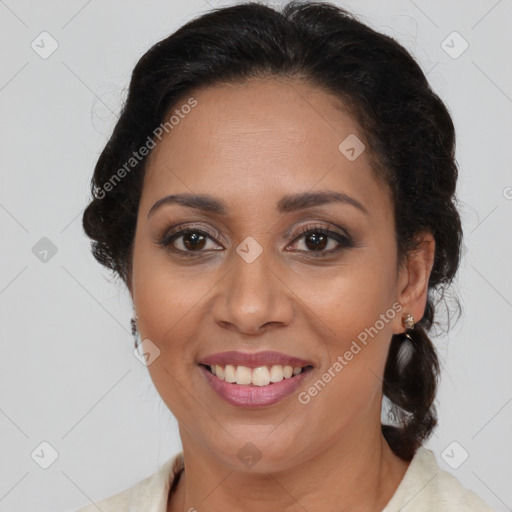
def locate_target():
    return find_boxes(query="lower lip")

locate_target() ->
[199,365,313,408]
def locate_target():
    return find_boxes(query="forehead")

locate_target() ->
[141,77,389,218]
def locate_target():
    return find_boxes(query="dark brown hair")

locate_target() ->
[82,1,462,461]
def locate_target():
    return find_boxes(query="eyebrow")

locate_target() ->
[147,190,368,218]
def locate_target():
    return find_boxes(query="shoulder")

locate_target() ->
[74,451,184,512]
[383,446,496,511]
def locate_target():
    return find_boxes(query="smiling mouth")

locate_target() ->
[200,363,314,386]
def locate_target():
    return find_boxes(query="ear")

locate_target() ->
[394,231,435,334]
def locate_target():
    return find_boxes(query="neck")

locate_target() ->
[168,419,410,512]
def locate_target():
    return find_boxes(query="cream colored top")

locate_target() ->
[75,446,495,511]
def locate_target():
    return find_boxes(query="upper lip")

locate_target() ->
[199,350,315,368]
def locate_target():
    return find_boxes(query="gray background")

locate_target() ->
[0,0,511,510]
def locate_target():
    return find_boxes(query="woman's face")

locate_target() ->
[130,77,420,471]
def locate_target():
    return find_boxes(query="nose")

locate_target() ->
[212,249,294,335]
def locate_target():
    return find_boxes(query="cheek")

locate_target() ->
[131,254,203,413]
[130,249,206,411]
[296,270,397,427]
[292,251,398,389]
[131,237,210,339]
[295,259,397,343]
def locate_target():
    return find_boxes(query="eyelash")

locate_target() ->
[157,224,353,258]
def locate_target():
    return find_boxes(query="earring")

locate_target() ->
[397,313,415,372]
[402,313,414,337]
[130,316,139,349]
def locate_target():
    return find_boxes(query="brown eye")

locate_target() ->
[158,226,223,255]
[288,226,353,256]
[157,224,353,258]
[303,231,329,251]
[180,231,207,251]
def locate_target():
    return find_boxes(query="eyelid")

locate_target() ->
[282,215,350,235]
[284,221,351,241]
[159,220,349,242]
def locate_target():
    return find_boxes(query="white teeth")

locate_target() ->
[207,364,308,385]
[252,366,271,386]
[283,365,293,378]
[235,365,252,385]
[224,364,236,383]
[269,364,283,382]
[215,365,224,379]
